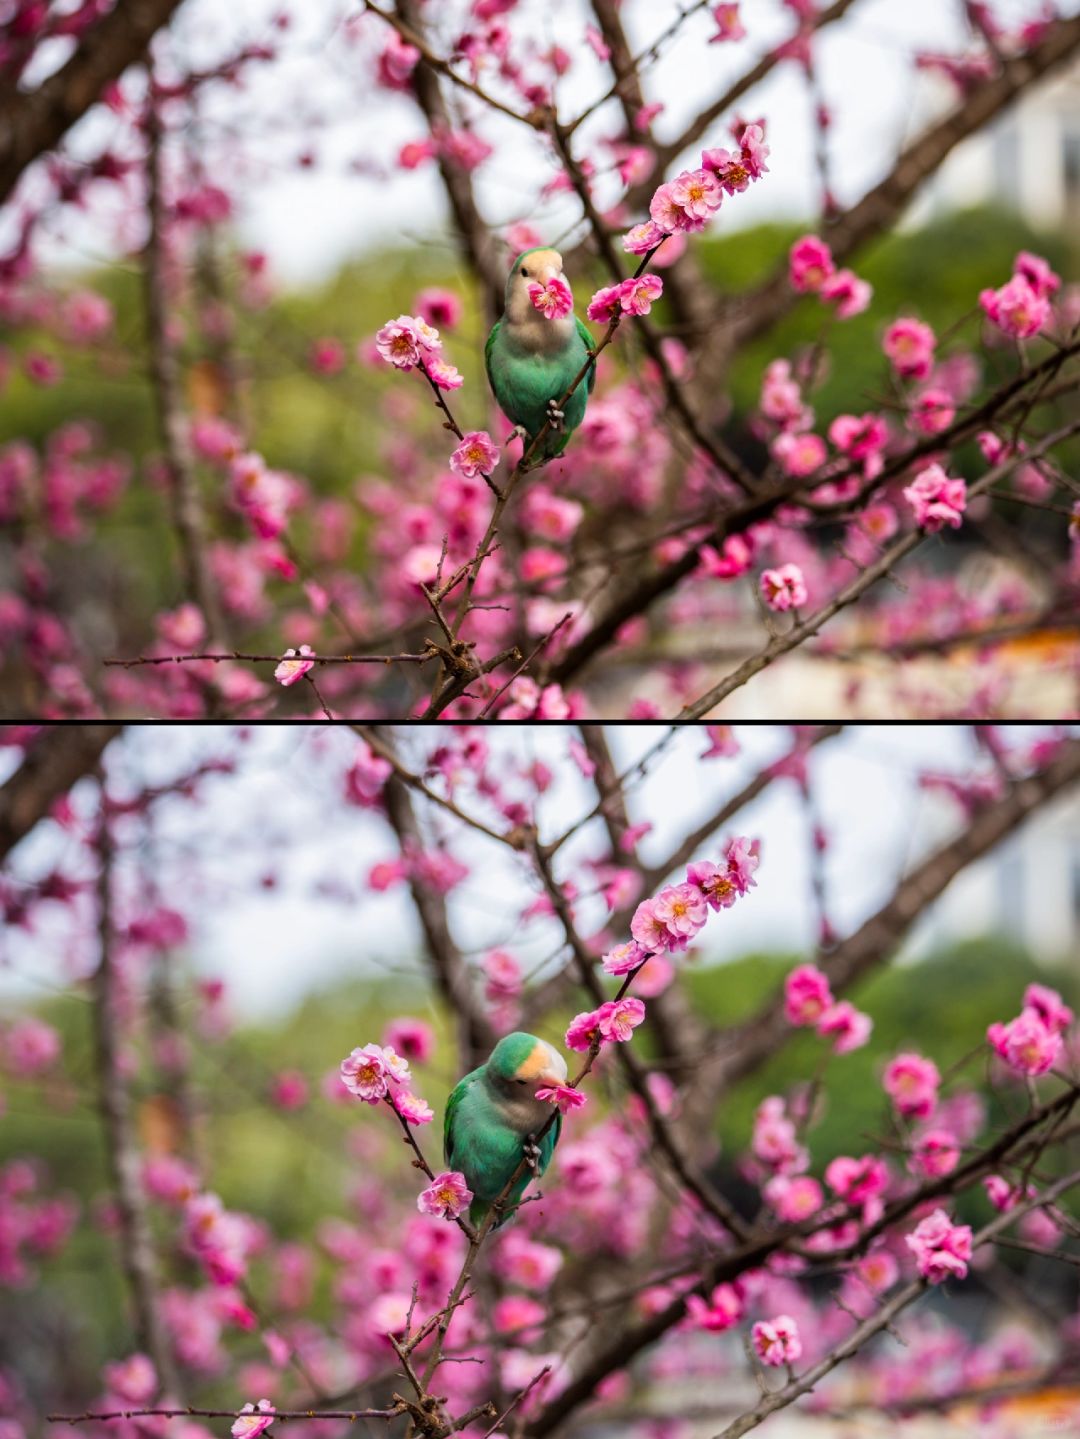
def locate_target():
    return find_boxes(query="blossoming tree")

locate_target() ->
[1,2,1079,718]
[2,721,1080,1438]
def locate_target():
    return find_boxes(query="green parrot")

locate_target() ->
[485,247,597,464]
[444,1031,568,1229]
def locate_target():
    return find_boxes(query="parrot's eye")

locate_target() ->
[516,1078,527,1085]
[520,267,528,276]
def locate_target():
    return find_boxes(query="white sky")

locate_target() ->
[0,723,1057,1023]
[8,0,1066,286]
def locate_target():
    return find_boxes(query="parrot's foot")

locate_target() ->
[545,398,565,432]
[522,1134,542,1176]
[504,424,529,447]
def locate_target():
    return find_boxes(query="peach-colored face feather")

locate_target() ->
[516,1039,568,1086]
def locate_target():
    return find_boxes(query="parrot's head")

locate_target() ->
[505,247,570,327]
[486,1030,568,1099]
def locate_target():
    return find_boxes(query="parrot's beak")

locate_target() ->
[534,1069,566,1089]
[539,267,563,286]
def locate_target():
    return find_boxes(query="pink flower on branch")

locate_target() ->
[450,431,500,481]
[596,996,646,1043]
[622,221,668,255]
[586,284,623,324]
[527,276,573,320]
[789,235,834,293]
[980,274,1049,339]
[618,273,664,316]
[816,1000,872,1054]
[535,1083,587,1113]
[820,268,872,319]
[760,563,807,611]
[884,317,936,379]
[340,1042,411,1103]
[417,1170,472,1220]
[232,1401,275,1439]
[273,645,315,687]
[784,964,833,1026]
[883,1052,940,1119]
[903,463,967,533]
[601,939,649,976]
[392,1090,435,1126]
[709,3,746,42]
[686,1281,743,1331]
[752,1315,802,1366]
[905,1208,972,1284]
[986,1007,1061,1077]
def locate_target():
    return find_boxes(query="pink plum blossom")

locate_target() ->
[910,1129,961,1179]
[1012,250,1060,298]
[752,1315,802,1366]
[527,276,574,320]
[415,288,463,329]
[986,1007,1061,1077]
[345,741,392,806]
[618,274,664,316]
[597,997,646,1043]
[784,965,834,1026]
[702,725,739,758]
[883,1052,940,1119]
[652,882,708,940]
[820,268,873,318]
[764,1175,823,1222]
[601,940,649,976]
[340,1043,408,1103]
[4,1018,61,1075]
[622,222,668,255]
[980,275,1050,339]
[670,168,723,221]
[883,317,936,380]
[789,235,835,293]
[816,1000,872,1054]
[903,464,967,533]
[1022,983,1073,1034]
[709,3,746,41]
[392,1091,435,1126]
[375,316,424,369]
[535,1083,588,1113]
[905,1209,972,1283]
[273,645,315,687]
[103,1354,157,1404]
[565,1009,604,1052]
[686,1281,744,1331]
[586,284,623,323]
[450,431,500,481]
[417,1171,472,1220]
[232,1402,275,1439]
[760,564,807,611]
[382,1018,435,1062]
[825,1154,888,1205]
[910,388,955,435]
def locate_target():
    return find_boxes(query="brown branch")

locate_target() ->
[392,0,505,323]
[0,0,185,205]
[0,724,120,862]
[708,734,1080,1095]
[547,342,1080,688]
[92,809,178,1392]
[675,420,1080,717]
[709,1167,1080,1439]
[48,1409,405,1425]
[104,651,434,668]
[378,745,496,1073]
[143,85,225,644]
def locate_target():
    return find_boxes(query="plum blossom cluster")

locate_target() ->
[987,982,1072,1077]
[905,1209,972,1284]
[374,313,462,390]
[586,274,664,323]
[565,997,646,1052]
[752,1315,802,1366]
[625,835,759,955]
[623,120,768,253]
[789,235,872,319]
[980,250,1060,340]
[783,964,872,1054]
[903,463,967,534]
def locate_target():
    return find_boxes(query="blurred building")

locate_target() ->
[911,56,1080,231]
[908,783,1080,966]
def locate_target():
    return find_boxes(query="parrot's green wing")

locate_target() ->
[575,316,597,395]
[484,321,502,400]
[444,1067,481,1168]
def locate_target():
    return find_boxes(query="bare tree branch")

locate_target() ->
[0,724,120,862]
[91,809,178,1392]
[0,0,185,206]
